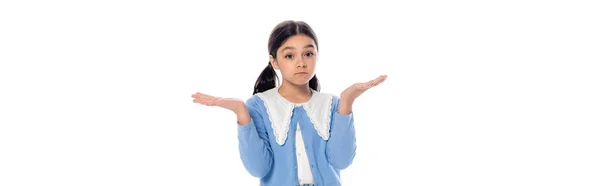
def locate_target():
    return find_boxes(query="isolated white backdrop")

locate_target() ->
[1,0,599,185]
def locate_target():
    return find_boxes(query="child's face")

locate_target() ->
[270,34,318,87]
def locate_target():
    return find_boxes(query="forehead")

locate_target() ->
[280,35,316,50]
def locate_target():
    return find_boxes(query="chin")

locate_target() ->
[289,79,311,86]
[292,81,310,86]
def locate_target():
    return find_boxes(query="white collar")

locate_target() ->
[256,86,333,146]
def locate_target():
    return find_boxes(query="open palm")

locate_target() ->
[191,92,246,114]
[341,75,387,102]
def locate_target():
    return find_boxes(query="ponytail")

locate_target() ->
[253,62,279,95]
[309,74,320,92]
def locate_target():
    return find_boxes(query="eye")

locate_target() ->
[285,54,293,59]
[305,52,313,57]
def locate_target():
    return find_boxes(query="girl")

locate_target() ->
[191,20,387,186]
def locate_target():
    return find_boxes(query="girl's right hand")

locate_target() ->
[191,92,247,115]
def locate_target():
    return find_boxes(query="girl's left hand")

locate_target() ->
[340,75,387,103]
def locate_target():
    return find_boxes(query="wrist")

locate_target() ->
[340,96,355,106]
[337,98,354,115]
[235,108,251,125]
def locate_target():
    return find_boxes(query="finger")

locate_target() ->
[373,75,387,86]
[371,81,382,88]
[193,98,207,104]
[364,75,384,86]
[194,98,217,106]
[205,100,217,106]
[359,80,371,86]
[198,93,216,100]
[367,77,380,86]
[193,94,217,102]
[370,78,378,85]
[370,75,384,81]
[361,83,372,90]
[193,98,206,104]
[192,92,205,98]
[369,79,379,87]
[372,80,383,87]
[368,75,386,86]
[365,80,382,89]
[364,82,375,90]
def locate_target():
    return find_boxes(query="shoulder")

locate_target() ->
[245,94,265,109]
[244,88,279,112]
[245,94,262,105]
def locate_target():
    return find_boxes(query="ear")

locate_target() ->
[270,55,280,70]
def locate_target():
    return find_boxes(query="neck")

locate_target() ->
[278,81,312,103]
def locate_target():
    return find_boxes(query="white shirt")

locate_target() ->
[296,121,314,184]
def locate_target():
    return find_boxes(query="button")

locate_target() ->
[297,152,301,156]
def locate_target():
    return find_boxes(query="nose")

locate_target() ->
[297,60,307,68]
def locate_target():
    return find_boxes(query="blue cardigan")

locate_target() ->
[237,90,356,186]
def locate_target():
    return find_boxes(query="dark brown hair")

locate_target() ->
[253,20,320,95]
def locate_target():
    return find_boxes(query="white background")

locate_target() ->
[1,0,599,185]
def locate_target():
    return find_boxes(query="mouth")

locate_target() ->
[295,72,308,75]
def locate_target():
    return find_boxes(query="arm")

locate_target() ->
[325,96,357,170]
[325,74,387,169]
[237,97,273,178]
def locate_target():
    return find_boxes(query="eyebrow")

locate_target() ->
[280,44,315,52]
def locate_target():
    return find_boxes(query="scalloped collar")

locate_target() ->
[256,86,333,146]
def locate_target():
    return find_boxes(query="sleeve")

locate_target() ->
[325,95,357,170]
[237,96,274,178]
